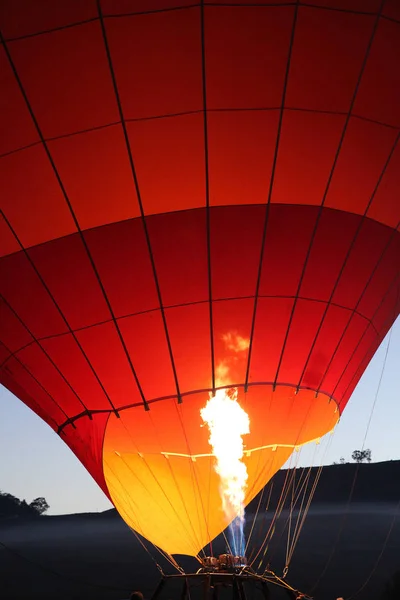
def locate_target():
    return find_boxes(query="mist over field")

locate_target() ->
[1,462,399,599]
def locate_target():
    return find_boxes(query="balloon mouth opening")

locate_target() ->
[103,385,339,557]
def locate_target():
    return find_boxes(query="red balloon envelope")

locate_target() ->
[0,0,399,556]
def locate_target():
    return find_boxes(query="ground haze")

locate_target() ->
[1,463,399,599]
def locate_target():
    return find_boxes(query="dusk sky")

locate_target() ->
[1,316,399,516]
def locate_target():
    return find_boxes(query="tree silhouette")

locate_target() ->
[29,497,49,515]
[0,492,49,518]
[352,449,372,463]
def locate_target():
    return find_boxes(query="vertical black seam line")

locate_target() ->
[200,1,216,395]
[0,210,113,418]
[317,219,400,395]
[335,273,400,405]
[0,30,144,414]
[244,1,300,393]
[96,1,180,406]
[0,344,66,430]
[271,2,385,391]
[0,291,89,419]
[296,130,400,390]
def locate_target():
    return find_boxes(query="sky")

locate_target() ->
[0,316,399,516]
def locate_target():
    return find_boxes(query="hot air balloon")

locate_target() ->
[0,0,399,564]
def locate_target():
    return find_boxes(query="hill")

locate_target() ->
[247,459,400,512]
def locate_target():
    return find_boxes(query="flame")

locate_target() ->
[200,332,250,554]
[201,388,250,524]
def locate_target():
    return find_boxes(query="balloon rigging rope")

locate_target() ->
[248,456,287,561]
[253,423,336,578]
[251,384,325,571]
[244,387,273,558]
[249,451,299,569]
[345,320,399,599]
[172,403,212,559]
[247,466,288,567]
[285,429,337,570]
[118,415,203,557]
[249,401,302,565]
[164,457,209,558]
[247,393,296,564]
[132,516,185,574]
[248,568,299,595]
[103,430,189,573]
[144,411,206,557]
[244,481,267,556]
[285,451,318,567]
[309,320,396,593]
[264,455,318,569]
[252,378,332,573]
[346,497,400,599]
[288,448,332,558]
[256,452,303,573]
[109,449,199,562]
[104,457,184,574]
[360,325,396,452]
[286,463,324,568]
[248,467,280,561]
[257,452,304,570]
[206,437,213,557]
[221,529,234,557]
[245,388,283,559]
[262,454,302,568]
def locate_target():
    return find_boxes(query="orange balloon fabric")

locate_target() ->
[1,0,400,556]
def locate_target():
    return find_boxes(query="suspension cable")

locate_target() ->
[310,321,396,593]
